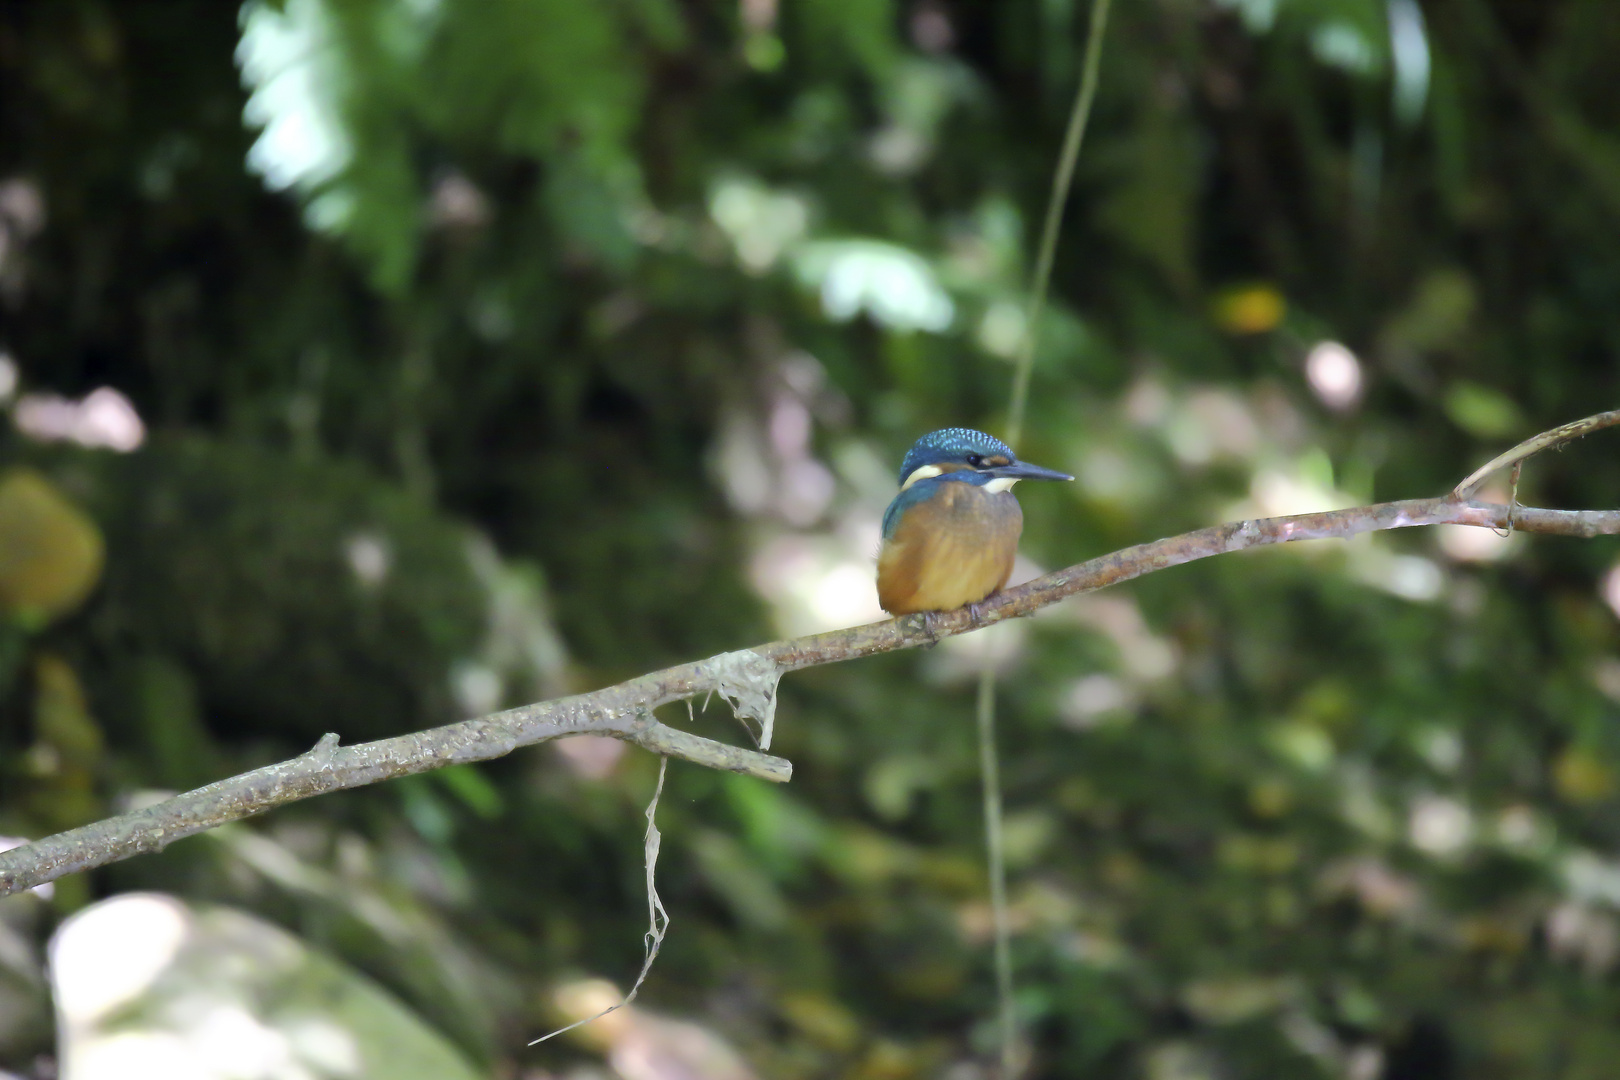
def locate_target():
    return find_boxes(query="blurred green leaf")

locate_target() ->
[1444,381,1526,439]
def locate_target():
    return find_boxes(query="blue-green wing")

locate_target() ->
[881,482,939,541]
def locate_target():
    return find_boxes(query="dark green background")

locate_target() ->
[4,0,1620,1076]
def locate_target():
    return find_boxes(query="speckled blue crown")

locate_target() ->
[897,427,1014,486]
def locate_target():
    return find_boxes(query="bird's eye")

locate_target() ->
[966,454,984,468]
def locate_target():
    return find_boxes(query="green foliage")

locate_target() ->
[42,438,486,742]
[7,0,1620,1077]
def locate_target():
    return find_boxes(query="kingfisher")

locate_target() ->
[877,428,1073,615]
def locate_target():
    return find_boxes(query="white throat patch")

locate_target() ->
[982,477,1019,494]
[900,464,944,491]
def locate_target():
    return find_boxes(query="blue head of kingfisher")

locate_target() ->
[876,428,1072,615]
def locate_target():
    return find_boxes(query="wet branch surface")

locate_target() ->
[2,478,1618,896]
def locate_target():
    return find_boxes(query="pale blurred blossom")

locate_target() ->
[0,352,16,403]
[750,535,883,636]
[1346,1047,1385,1080]
[1319,856,1419,916]
[750,535,816,600]
[343,531,391,586]
[1057,594,1178,680]
[555,736,626,780]
[1312,21,1379,74]
[778,458,835,526]
[1145,1042,1217,1080]
[1249,466,1353,517]
[924,619,1028,684]
[976,299,1026,360]
[1076,446,1135,503]
[1348,544,1443,602]
[910,3,955,52]
[807,561,879,628]
[1591,658,1620,703]
[1304,341,1362,410]
[0,177,46,294]
[1435,523,1518,562]
[1166,389,1260,465]
[1124,375,1172,426]
[709,177,808,273]
[1562,851,1620,908]
[1495,805,1552,853]
[769,396,811,458]
[869,127,929,175]
[551,977,757,1080]
[778,350,827,401]
[714,378,836,526]
[1003,552,1045,590]
[1182,976,1296,1026]
[1056,929,1129,970]
[1280,1009,1344,1067]
[1409,794,1472,856]
[1416,727,1462,772]
[740,0,777,33]
[429,172,490,229]
[1378,555,1443,601]
[1268,723,1333,771]
[452,662,502,716]
[714,411,771,514]
[0,177,46,238]
[14,386,145,451]
[1060,674,1135,729]
[1547,902,1620,974]
[1337,766,1397,840]
[839,514,883,565]
[1601,563,1620,620]
[1214,0,1279,33]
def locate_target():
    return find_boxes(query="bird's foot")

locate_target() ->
[902,611,945,645]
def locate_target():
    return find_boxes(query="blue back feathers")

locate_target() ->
[895,427,1014,487]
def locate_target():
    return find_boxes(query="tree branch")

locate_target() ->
[4,451,1620,898]
[1452,409,1620,497]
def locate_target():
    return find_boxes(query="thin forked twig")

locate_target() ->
[1453,408,1620,497]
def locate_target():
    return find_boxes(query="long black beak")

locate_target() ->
[990,460,1073,482]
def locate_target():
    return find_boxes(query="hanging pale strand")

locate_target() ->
[981,1,1114,1076]
[529,756,671,1047]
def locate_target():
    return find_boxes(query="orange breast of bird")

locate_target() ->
[877,482,1023,614]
